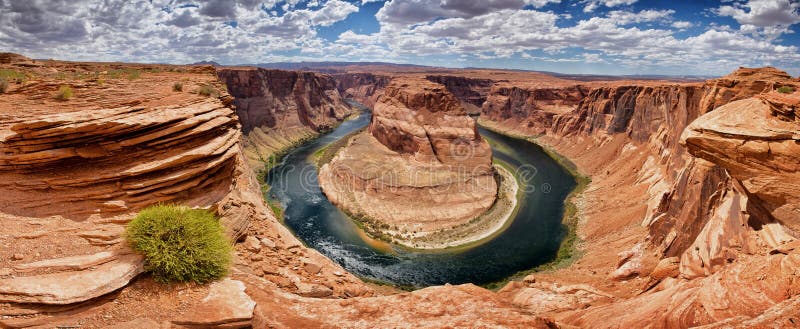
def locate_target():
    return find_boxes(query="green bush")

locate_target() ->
[0,69,26,84]
[173,82,183,92]
[197,84,217,97]
[125,204,232,284]
[56,85,73,100]
[777,86,794,94]
[108,68,141,80]
[0,78,7,94]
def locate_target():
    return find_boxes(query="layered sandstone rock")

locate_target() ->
[0,59,369,326]
[682,95,800,232]
[217,68,353,170]
[240,273,560,329]
[482,84,589,135]
[479,67,800,327]
[425,75,493,114]
[331,72,391,108]
[319,78,497,244]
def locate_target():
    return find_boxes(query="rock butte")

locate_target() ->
[319,77,500,246]
[0,52,798,327]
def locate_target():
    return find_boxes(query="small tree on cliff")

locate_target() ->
[125,204,232,283]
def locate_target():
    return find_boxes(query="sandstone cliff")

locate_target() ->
[482,83,589,135]
[425,75,494,114]
[319,78,497,246]
[0,61,369,327]
[480,67,800,327]
[217,68,353,171]
[331,72,391,108]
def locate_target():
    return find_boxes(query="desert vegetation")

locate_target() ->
[173,82,183,92]
[125,204,232,283]
[56,85,73,100]
[197,84,218,97]
[108,68,141,80]
[777,86,794,94]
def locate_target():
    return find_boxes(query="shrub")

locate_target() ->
[0,69,26,84]
[777,86,794,94]
[125,204,232,284]
[107,68,141,80]
[0,78,7,94]
[56,85,73,100]
[197,84,217,97]
[127,69,141,80]
[173,82,183,92]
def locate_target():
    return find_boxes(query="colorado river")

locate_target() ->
[265,104,577,288]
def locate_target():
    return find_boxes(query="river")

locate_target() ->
[265,105,576,288]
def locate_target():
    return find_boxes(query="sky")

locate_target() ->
[1,0,799,76]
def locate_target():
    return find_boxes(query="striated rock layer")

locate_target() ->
[425,75,494,114]
[319,78,497,242]
[480,67,800,327]
[0,59,369,327]
[331,72,391,108]
[217,68,353,171]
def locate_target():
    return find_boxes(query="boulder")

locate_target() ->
[0,254,144,304]
[172,279,255,328]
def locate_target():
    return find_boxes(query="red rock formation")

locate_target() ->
[682,95,800,232]
[218,68,352,133]
[480,67,800,327]
[482,84,589,135]
[370,78,493,169]
[425,75,494,114]
[331,72,390,108]
[319,78,497,243]
[0,60,369,327]
[217,68,353,170]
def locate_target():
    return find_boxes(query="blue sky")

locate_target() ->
[1,0,798,76]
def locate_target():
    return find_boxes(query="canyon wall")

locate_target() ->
[425,75,494,114]
[0,62,370,327]
[331,72,391,108]
[217,68,353,170]
[479,67,800,327]
[482,83,589,135]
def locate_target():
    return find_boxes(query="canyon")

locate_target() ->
[0,52,798,328]
[318,77,502,248]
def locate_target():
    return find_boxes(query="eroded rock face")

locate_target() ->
[370,78,494,170]
[0,84,249,238]
[319,78,497,241]
[479,67,800,327]
[682,96,800,232]
[482,84,589,135]
[0,253,144,305]
[218,68,351,133]
[241,273,560,329]
[331,72,391,108]
[425,75,493,114]
[0,59,369,326]
[217,68,353,170]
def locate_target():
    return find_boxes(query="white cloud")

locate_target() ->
[671,21,693,29]
[607,9,675,25]
[717,0,800,27]
[583,0,638,13]
[0,0,797,75]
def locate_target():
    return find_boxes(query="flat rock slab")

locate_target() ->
[0,254,144,304]
[14,251,118,272]
[172,279,255,328]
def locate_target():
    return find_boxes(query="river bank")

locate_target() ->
[477,118,590,290]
